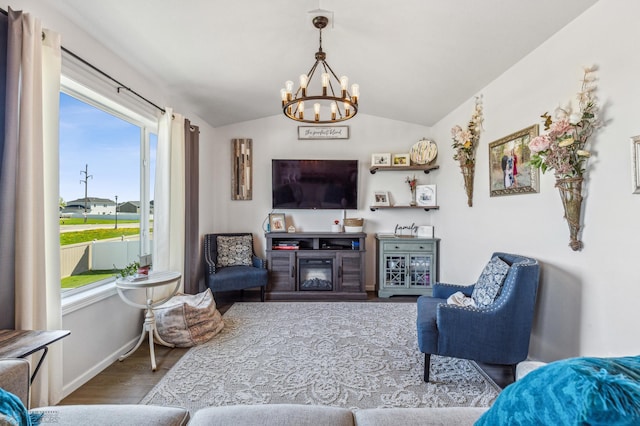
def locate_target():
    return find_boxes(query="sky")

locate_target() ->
[59,93,156,204]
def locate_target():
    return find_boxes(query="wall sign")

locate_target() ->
[298,126,349,140]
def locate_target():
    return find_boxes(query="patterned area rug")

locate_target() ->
[141,302,500,413]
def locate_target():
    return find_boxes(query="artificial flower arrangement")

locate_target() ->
[527,65,600,251]
[451,95,484,206]
[528,65,599,178]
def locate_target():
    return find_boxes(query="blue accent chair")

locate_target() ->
[416,252,540,382]
[204,233,268,302]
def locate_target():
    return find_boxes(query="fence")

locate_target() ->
[60,235,143,278]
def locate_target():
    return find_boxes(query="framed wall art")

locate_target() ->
[372,191,390,206]
[392,153,410,166]
[298,126,349,140]
[416,184,437,207]
[371,153,391,167]
[631,135,640,194]
[269,213,286,232]
[489,124,540,197]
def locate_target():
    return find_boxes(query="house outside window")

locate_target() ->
[59,76,157,296]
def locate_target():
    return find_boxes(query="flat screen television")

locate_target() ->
[272,159,358,210]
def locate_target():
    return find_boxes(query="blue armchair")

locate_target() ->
[416,252,540,382]
[204,233,268,302]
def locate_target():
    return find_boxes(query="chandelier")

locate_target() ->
[281,16,359,123]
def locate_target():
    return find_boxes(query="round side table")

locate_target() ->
[115,270,181,371]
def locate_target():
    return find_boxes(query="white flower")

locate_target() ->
[569,113,582,125]
[577,150,591,157]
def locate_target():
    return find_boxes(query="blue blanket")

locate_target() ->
[0,387,42,425]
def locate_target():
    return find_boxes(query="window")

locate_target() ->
[59,77,157,296]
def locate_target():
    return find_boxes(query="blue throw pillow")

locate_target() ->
[475,356,640,426]
[471,256,510,308]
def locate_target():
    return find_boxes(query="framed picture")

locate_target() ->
[371,153,391,167]
[631,136,640,194]
[392,153,410,166]
[372,191,390,206]
[298,126,349,139]
[416,184,437,207]
[269,213,286,232]
[489,124,540,197]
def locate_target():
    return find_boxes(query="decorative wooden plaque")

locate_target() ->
[232,138,252,200]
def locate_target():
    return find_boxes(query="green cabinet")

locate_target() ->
[375,235,439,298]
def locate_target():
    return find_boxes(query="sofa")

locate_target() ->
[0,358,488,425]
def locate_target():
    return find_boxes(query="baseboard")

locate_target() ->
[61,336,139,398]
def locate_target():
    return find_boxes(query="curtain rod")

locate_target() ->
[60,47,166,114]
[1,7,166,114]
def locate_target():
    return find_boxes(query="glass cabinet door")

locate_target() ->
[409,254,432,288]
[383,254,406,287]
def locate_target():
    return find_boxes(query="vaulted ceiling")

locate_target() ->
[48,0,599,128]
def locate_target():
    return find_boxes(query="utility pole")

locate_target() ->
[114,195,118,229]
[80,164,93,223]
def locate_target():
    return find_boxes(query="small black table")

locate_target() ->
[0,329,71,384]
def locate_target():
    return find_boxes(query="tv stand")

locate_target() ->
[265,232,367,300]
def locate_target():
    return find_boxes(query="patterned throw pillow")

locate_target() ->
[471,256,510,308]
[217,235,253,267]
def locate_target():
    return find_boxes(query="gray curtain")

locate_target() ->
[0,11,11,329]
[184,120,200,294]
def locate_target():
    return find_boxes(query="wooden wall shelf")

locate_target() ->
[369,164,439,174]
[370,205,440,212]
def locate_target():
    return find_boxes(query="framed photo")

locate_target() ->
[416,184,437,207]
[298,126,349,140]
[269,213,286,232]
[371,153,391,167]
[489,124,540,197]
[392,153,410,166]
[631,136,640,194]
[372,191,390,206]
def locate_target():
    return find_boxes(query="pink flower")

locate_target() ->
[529,135,551,153]
[549,119,573,137]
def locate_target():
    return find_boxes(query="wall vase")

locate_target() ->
[410,187,417,206]
[460,163,475,207]
[555,176,584,251]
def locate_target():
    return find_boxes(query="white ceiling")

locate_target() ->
[48,0,599,128]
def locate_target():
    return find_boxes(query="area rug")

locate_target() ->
[141,302,500,413]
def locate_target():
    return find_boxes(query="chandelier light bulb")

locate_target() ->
[344,101,351,117]
[280,88,287,105]
[321,73,329,95]
[340,76,349,97]
[351,84,359,103]
[314,103,321,121]
[330,102,337,120]
[285,80,294,101]
[299,74,308,97]
[299,101,304,120]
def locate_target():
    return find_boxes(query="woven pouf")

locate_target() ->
[155,289,224,347]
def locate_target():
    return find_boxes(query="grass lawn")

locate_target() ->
[61,270,118,289]
[60,218,139,225]
[61,228,141,245]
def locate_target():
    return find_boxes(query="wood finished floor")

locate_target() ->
[60,292,513,405]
